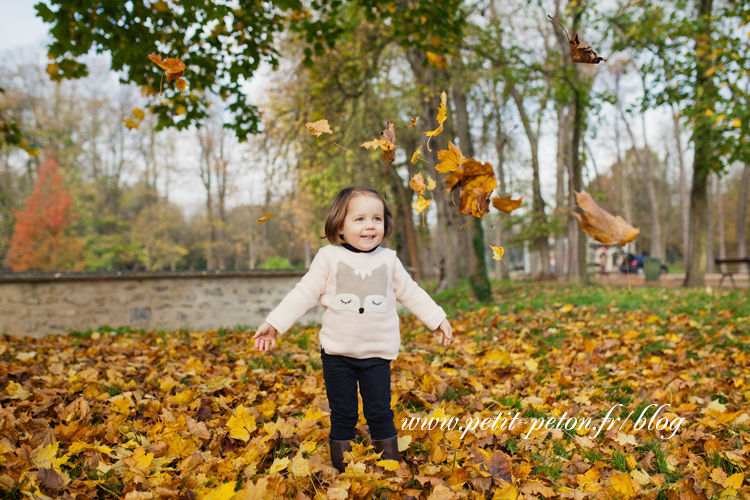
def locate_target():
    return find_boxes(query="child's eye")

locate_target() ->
[374,217,382,221]
[355,217,363,222]
[341,299,351,304]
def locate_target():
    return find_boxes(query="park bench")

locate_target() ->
[714,257,750,288]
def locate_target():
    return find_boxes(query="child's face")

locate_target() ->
[339,194,385,251]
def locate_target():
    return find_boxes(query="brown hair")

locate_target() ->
[324,187,393,245]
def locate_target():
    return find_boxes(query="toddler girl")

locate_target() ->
[253,186,452,472]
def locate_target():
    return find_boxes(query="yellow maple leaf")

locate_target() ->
[257,213,273,224]
[361,138,394,151]
[524,359,538,372]
[408,116,420,129]
[5,381,29,400]
[256,400,276,419]
[377,459,400,471]
[202,481,237,500]
[493,482,518,500]
[305,119,333,137]
[290,453,311,477]
[33,442,68,473]
[124,448,154,472]
[397,435,412,452]
[227,405,256,442]
[412,196,431,213]
[489,245,504,261]
[426,51,448,68]
[608,473,636,496]
[435,141,466,173]
[426,176,436,190]
[424,90,447,150]
[410,173,426,194]
[268,456,289,474]
[411,145,422,164]
[492,195,523,214]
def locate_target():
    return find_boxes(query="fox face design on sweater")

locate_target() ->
[332,262,388,314]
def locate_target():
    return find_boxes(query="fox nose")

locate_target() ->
[359,308,364,314]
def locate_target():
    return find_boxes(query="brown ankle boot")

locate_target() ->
[329,440,353,473]
[372,435,399,462]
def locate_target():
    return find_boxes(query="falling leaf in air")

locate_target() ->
[425,51,448,68]
[411,145,422,164]
[573,191,639,245]
[444,158,497,219]
[410,173,427,195]
[124,108,146,130]
[257,213,273,224]
[548,16,607,64]
[435,141,466,173]
[305,120,333,137]
[492,195,523,214]
[175,78,188,92]
[426,176,436,190]
[424,90,447,150]
[490,245,505,261]
[413,196,431,213]
[380,121,396,163]
[408,116,420,129]
[148,54,188,92]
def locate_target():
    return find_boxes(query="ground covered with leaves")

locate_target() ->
[1,283,749,499]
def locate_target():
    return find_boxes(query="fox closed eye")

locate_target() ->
[372,300,382,306]
[340,299,351,304]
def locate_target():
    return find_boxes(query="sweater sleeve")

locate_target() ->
[265,249,329,334]
[393,255,446,330]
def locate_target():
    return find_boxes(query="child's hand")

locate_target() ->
[433,318,453,346]
[253,322,277,352]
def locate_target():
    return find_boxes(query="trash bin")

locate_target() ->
[644,258,661,282]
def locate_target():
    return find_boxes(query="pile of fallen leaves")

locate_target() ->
[1,285,748,499]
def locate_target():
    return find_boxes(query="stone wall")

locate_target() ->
[0,270,323,338]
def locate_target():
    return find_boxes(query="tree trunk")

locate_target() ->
[506,81,550,278]
[716,172,726,274]
[407,48,473,293]
[555,102,570,278]
[619,108,662,259]
[706,174,714,274]
[683,0,715,287]
[737,162,750,272]
[494,98,511,280]
[387,167,422,280]
[673,107,690,270]
[568,83,587,283]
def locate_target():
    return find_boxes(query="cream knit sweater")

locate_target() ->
[265,245,446,360]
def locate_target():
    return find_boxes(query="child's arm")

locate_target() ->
[253,322,277,352]
[392,256,452,345]
[433,318,453,346]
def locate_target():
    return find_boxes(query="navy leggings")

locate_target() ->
[321,349,397,441]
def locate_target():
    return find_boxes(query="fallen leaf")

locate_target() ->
[444,159,497,219]
[410,173,427,195]
[492,195,523,214]
[227,405,256,441]
[435,142,467,173]
[573,191,639,245]
[548,16,607,64]
[305,120,333,137]
[490,245,505,261]
[257,213,273,224]
[424,90,447,150]
[411,146,422,164]
[412,196,431,213]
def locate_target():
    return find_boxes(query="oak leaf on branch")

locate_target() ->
[547,16,607,64]
[492,195,523,214]
[444,159,497,218]
[574,191,639,245]
[305,120,333,137]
